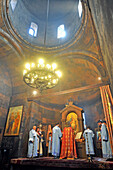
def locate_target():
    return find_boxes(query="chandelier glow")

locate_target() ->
[23,59,62,92]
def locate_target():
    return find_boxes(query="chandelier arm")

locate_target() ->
[23,60,61,91]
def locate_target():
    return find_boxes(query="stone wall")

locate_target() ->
[0,0,111,159]
[0,63,12,146]
[89,0,113,92]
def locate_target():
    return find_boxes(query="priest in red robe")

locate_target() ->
[60,121,77,159]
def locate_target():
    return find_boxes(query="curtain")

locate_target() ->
[100,85,113,154]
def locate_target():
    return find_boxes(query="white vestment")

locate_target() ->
[48,136,52,154]
[83,129,95,155]
[27,129,38,157]
[37,135,44,156]
[52,126,62,157]
[101,123,112,158]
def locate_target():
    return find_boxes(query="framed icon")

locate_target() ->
[4,105,23,136]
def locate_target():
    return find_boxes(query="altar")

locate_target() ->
[60,101,86,158]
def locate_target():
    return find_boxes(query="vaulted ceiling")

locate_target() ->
[0,0,110,106]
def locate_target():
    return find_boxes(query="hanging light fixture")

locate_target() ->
[23,1,62,92]
[23,59,62,92]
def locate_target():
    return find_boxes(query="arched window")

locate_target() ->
[29,22,38,37]
[57,24,66,39]
[10,0,17,11]
[78,0,82,18]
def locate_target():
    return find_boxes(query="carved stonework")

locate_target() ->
[60,101,84,132]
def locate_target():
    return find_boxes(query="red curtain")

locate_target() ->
[100,85,113,153]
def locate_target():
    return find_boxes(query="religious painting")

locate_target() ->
[66,112,78,133]
[4,105,23,136]
[96,131,101,141]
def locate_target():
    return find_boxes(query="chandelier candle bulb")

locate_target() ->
[25,63,30,70]
[23,59,62,92]
[39,59,44,65]
[55,71,62,77]
[23,70,27,75]
[46,64,51,69]
[31,63,35,67]
[52,63,57,70]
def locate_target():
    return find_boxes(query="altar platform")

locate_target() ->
[10,157,113,169]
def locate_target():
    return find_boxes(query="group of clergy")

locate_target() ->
[97,120,112,159]
[27,122,77,159]
[27,120,112,159]
[83,120,112,159]
[27,126,46,158]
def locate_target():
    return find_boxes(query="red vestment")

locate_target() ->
[60,127,77,159]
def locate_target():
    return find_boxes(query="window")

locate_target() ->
[78,0,82,18]
[82,112,86,129]
[10,0,17,11]
[57,24,66,39]
[28,22,38,37]
[29,28,35,37]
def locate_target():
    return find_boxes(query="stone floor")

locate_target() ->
[8,157,113,170]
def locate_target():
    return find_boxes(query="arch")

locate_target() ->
[60,101,84,132]
[51,50,108,78]
[0,28,25,60]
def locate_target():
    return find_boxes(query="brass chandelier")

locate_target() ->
[23,59,62,92]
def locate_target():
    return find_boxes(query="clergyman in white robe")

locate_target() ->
[27,126,38,158]
[101,122,112,158]
[37,134,44,156]
[52,124,62,158]
[83,127,95,155]
[48,136,52,154]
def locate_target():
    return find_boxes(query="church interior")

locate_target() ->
[0,0,113,169]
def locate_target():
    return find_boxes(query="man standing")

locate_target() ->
[101,120,112,158]
[36,127,43,156]
[60,121,77,159]
[97,120,103,132]
[52,123,62,158]
[83,126,95,161]
[27,126,38,158]
[48,132,52,156]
